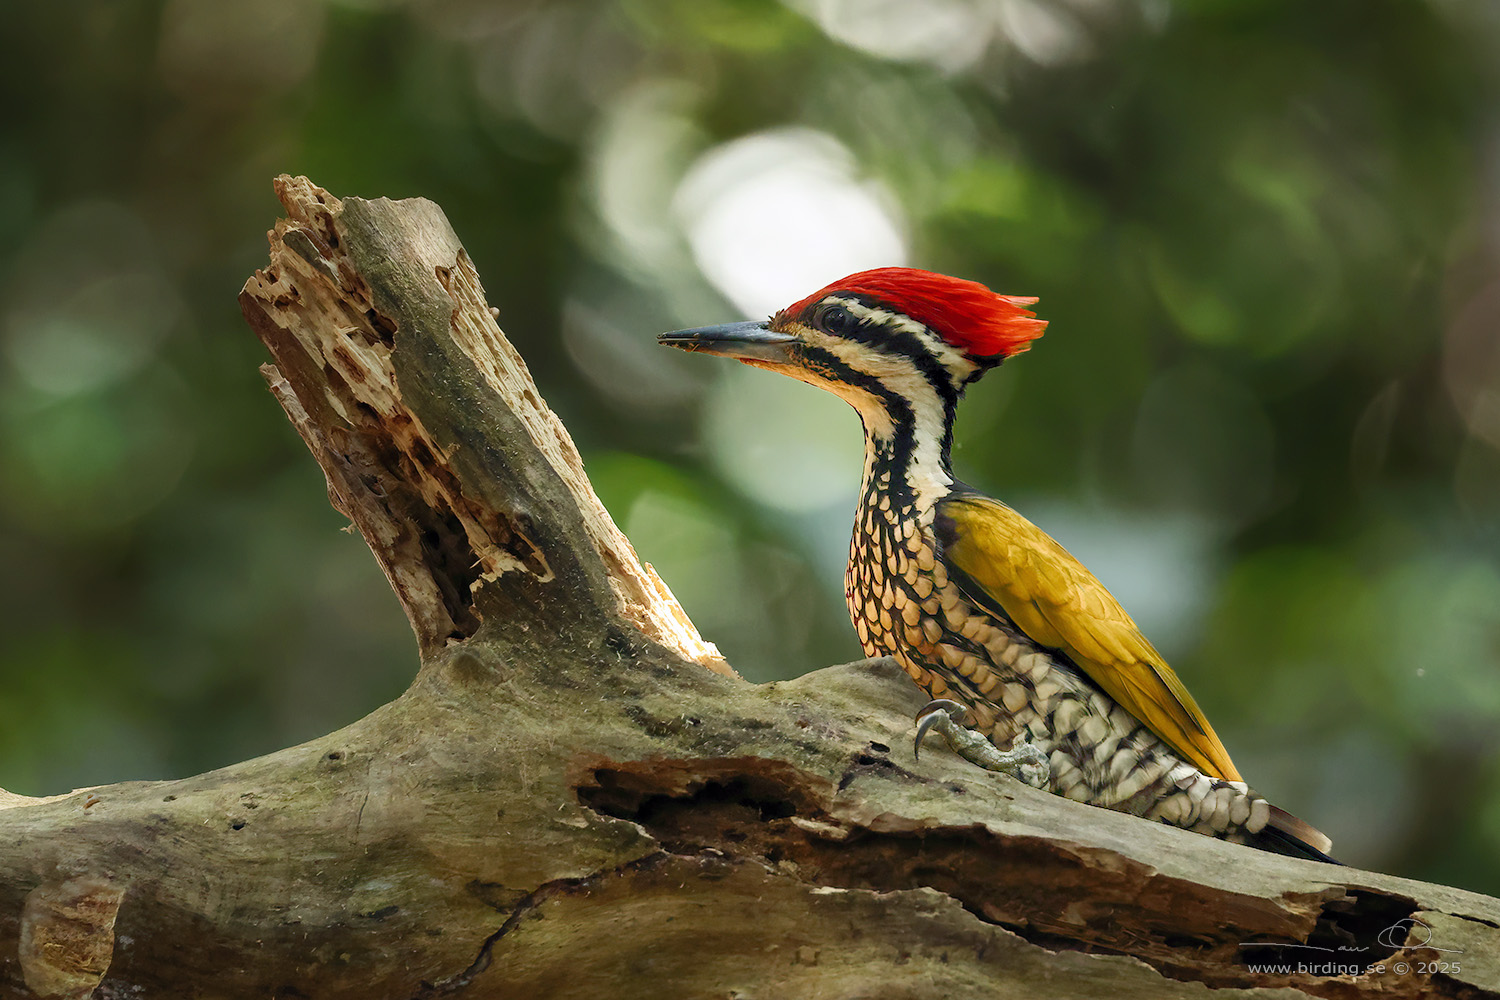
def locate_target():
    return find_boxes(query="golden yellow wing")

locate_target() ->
[938,494,1241,781]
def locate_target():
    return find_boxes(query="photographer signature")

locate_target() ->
[1241,915,1464,956]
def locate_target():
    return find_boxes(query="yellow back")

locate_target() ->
[940,495,1241,781]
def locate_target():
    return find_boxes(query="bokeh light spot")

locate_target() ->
[6,273,182,397]
[787,0,993,69]
[997,0,1092,66]
[588,81,706,275]
[675,128,907,318]
[705,365,862,514]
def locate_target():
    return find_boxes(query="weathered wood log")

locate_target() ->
[0,176,1495,999]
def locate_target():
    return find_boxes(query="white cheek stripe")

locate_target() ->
[801,325,954,515]
[830,297,977,382]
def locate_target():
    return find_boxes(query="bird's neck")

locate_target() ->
[855,390,957,522]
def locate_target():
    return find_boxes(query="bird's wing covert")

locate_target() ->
[938,494,1242,781]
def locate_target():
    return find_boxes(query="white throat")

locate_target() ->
[852,387,953,520]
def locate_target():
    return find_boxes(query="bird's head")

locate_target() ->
[658,268,1047,415]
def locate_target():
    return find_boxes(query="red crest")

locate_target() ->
[783,267,1047,360]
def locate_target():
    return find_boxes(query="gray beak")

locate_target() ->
[657,320,798,363]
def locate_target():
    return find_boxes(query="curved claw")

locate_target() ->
[912,698,1051,789]
[913,699,969,761]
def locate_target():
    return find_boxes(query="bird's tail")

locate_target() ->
[1252,805,1341,864]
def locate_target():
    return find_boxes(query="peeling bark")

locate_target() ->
[0,177,1496,999]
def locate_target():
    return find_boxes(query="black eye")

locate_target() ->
[817,304,860,337]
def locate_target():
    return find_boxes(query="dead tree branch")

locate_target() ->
[0,177,1495,1000]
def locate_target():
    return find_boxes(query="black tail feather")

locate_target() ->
[1253,805,1342,864]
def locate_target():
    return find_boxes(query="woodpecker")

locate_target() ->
[660,267,1334,860]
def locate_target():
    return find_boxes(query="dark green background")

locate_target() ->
[2,0,1498,893]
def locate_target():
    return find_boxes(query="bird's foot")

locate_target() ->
[913,699,1049,788]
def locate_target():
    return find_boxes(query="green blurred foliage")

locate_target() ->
[2,0,1498,892]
